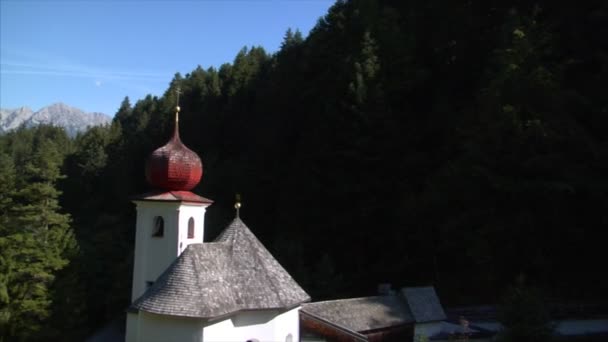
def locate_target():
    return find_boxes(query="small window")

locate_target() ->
[152,216,164,237]
[187,217,195,239]
[146,281,154,289]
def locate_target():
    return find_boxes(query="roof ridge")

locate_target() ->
[213,217,246,243]
[222,218,293,305]
[248,230,289,304]
[304,295,394,306]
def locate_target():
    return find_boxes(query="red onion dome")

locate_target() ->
[145,122,202,191]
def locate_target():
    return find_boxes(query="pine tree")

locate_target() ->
[348,31,381,108]
[0,127,77,341]
[497,276,553,342]
[114,96,132,124]
[281,28,303,50]
[0,153,16,236]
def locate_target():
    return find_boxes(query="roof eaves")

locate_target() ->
[136,301,308,321]
[131,190,213,204]
[359,322,413,334]
[300,310,368,341]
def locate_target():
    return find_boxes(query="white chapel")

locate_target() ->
[125,104,310,342]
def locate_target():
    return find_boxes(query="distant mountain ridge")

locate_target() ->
[0,103,111,137]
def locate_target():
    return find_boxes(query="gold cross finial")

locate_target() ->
[175,87,181,123]
[235,193,242,218]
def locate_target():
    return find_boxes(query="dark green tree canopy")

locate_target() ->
[2,1,608,340]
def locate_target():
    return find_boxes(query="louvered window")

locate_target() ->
[152,216,164,237]
[188,217,195,238]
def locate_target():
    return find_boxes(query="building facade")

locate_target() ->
[126,106,309,342]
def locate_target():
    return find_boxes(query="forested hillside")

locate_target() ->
[1,0,607,340]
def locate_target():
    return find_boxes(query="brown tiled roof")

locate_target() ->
[300,286,447,333]
[301,296,415,332]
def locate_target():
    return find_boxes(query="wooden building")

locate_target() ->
[301,287,446,342]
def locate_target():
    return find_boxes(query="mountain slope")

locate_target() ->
[0,103,111,136]
[0,106,34,132]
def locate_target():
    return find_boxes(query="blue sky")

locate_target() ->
[0,0,335,115]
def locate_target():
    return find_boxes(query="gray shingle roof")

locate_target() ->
[130,218,310,318]
[301,296,415,333]
[402,286,447,323]
[300,287,447,333]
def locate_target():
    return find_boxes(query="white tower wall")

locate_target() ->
[130,200,208,302]
[202,307,301,342]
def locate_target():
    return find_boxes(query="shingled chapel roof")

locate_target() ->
[130,218,310,318]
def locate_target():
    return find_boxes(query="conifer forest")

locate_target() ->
[1,1,607,340]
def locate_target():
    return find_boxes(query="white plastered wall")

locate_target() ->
[136,311,204,342]
[177,203,207,253]
[125,312,138,342]
[130,200,208,302]
[203,307,301,342]
[127,307,300,342]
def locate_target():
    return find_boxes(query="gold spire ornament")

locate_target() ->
[235,193,242,218]
[175,87,181,123]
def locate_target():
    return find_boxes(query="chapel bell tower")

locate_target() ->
[130,92,212,302]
